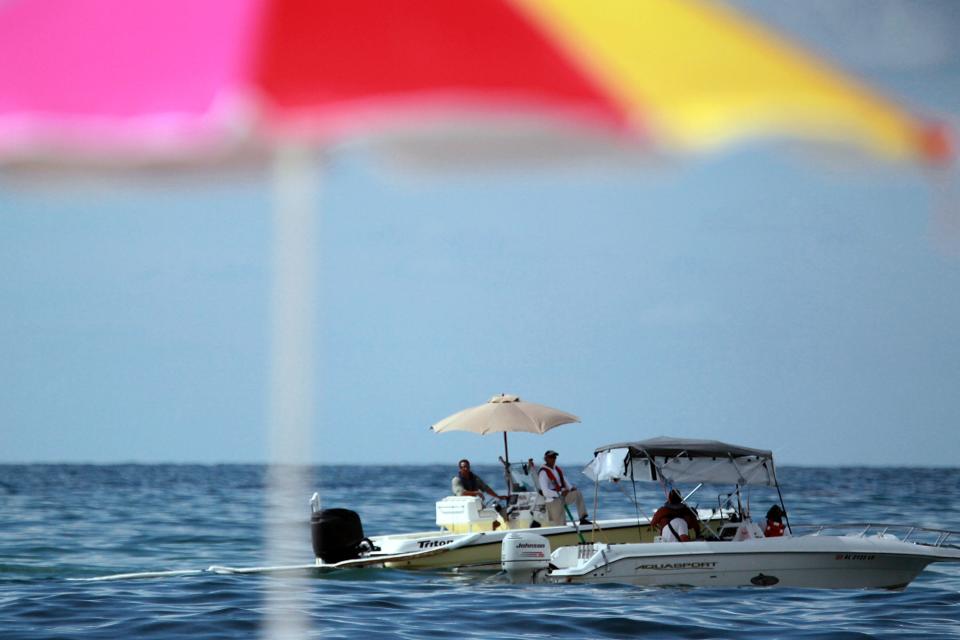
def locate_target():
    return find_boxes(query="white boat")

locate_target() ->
[501,437,960,589]
[309,458,729,571]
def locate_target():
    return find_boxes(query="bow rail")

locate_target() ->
[790,523,959,548]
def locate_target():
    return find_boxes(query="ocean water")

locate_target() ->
[2,464,959,639]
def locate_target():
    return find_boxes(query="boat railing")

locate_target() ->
[791,523,960,548]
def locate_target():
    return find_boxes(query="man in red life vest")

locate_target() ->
[537,450,591,526]
[764,504,786,537]
[650,489,702,542]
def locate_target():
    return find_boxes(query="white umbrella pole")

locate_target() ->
[265,142,319,639]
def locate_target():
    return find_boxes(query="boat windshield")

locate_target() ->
[506,461,539,493]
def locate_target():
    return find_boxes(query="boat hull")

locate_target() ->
[313,509,728,572]
[359,509,725,571]
[379,518,663,570]
[549,536,960,589]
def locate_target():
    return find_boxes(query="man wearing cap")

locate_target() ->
[538,450,591,526]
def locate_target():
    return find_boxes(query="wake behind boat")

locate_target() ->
[502,437,960,589]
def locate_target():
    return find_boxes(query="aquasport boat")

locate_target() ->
[500,437,960,589]
[309,459,730,571]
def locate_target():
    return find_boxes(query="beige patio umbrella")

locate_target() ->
[431,393,580,494]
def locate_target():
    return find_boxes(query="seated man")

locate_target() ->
[651,489,702,542]
[537,450,591,526]
[452,459,506,502]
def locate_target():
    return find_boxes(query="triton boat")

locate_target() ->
[309,395,733,571]
[309,458,728,571]
[501,437,960,589]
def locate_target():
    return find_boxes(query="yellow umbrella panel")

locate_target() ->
[515,0,950,163]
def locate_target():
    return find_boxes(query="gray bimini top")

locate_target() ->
[585,436,778,487]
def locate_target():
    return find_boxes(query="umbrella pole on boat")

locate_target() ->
[503,433,511,498]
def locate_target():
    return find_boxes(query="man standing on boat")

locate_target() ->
[452,459,506,501]
[538,450,591,526]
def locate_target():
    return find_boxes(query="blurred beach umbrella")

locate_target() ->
[1,0,949,421]
[0,0,949,166]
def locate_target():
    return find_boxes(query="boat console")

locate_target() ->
[436,496,500,533]
[716,519,765,541]
[436,492,549,533]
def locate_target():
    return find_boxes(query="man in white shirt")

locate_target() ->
[537,450,591,526]
[651,489,700,542]
[660,516,690,542]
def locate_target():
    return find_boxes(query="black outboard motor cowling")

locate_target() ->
[311,508,365,564]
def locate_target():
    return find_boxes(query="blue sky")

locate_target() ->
[2,1,959,466]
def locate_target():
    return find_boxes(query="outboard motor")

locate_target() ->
[501,532,551,583]
[311,507,367,564]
